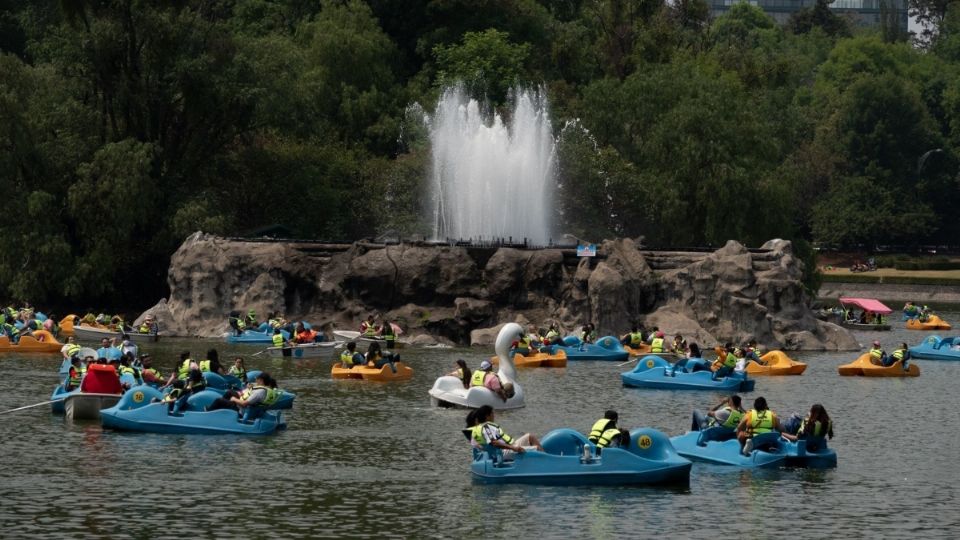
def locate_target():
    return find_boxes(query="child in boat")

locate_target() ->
[468,405,542,456]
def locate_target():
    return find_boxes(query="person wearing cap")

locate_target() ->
[588,410,625,448]
[470,360,509,401]
[868,341,885,366]
[140,354,164,385]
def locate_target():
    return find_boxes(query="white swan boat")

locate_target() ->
[428,323,525,409]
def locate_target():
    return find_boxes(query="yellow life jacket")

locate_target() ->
[748,409,776,435]
[629,332,642,346]
[892,349,905,360]
[470,370,487,387]
[723,353,737,368]
[177,359,192,380]
[710,406,743,429]
[588,418,614,443]
[869,347,883,360]
[272,334,284,347]
[199,360,212,372]
[340,350,356,365]
[596,428,621,448]
[471,422,513,447]
[66,344,82,357]
[67,367,83,387]
[651,338,664,353]
[798,418,831,438]
[138,323,151,334]
[144,367,162,380]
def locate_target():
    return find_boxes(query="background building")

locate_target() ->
[710,0,909,29]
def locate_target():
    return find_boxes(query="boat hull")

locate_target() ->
[670,431,785,468]
[546,336,629,362]
[745,351,807,376]
[331,361,413,381]
[73,325,121,342]
[268,342,342,358]
[64,393,121,420]
[100,390,283,435]
[838,353,920,377]
[909,336,960,361]
[0,331,63,354]
[472,428,691,486]
[491,350,567,368]
[622,357,755,391]
[906,315,951,330]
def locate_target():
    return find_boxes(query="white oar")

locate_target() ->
[617,357,639,367]
[0,398,64,416]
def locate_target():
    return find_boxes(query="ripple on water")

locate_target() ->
[1,318,960,538]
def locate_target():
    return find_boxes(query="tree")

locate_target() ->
[787,0,851,38]
[433,28,531,104]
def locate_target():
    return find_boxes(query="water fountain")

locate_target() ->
[425,85,555,245]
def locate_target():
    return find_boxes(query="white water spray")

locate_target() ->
[426,85,555,244]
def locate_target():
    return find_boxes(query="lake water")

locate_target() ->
[1,314,958,539]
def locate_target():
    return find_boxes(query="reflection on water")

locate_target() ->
[1,314,959,538]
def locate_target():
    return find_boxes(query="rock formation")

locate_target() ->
[145,232,857,350]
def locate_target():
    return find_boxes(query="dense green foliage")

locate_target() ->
[2,0,960,306]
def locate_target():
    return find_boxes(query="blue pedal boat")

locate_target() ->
[225,328,291,344]
[670,429,786,468]
[101,385,285,435]
[545,335,629,362]
[622,356,755,391]
[469,428,691,485]
[908,335,960,361]
[671,428,836,468]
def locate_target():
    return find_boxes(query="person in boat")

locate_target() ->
[365,342,398,374]
[360,314,378,336]
[60,336,81,360]
[65,357,84,391]
[620,325,644,348]
[712,343,738,380]
[588,410,627,449]
[671,334,687,356]
[781,404,834,443]
[293,322,318,344]
[469,405,542,456]
[884,342,910,369]
[580,323,597,344]
[170,369,207,414]
[447,359,472,389]
[544,323,561,345]
[692,394,744,433]
[229,310,246,336]
[244,309,258,328]
[733,348,749,374]
[120,334,138,359]
[526,325,543,350]
[140,354,164,385]
[161,380,185,410]
[138,314,158,335]
[671,342,704,375]
[270,328,289,350]
[470,360,509,402]
[199,348,225,375]
[0,321,20,343]
[649,331,666,353]
[513,328,534,356]
[118,353,143,388]
[208,372,276,415]
[227,357,247,380]
[737,396,780,455]
[868,340,886,366]
[379,321,398,348]
[745,339,764,364]
[96,337,120,361]
[903,301,917,317]
[162,351,197,387]
[339,342,365,368]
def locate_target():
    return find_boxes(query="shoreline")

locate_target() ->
[818,280,960,305]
